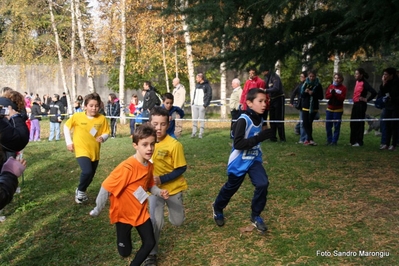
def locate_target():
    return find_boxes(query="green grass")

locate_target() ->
[0,117,398,266]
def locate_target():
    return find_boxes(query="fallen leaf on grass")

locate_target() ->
[239,226,255,233]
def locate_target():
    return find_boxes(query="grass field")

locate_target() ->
[0,117,398,266]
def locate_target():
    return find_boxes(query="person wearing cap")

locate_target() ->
[48,94,66,141]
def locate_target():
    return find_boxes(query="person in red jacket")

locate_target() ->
[325,73,347,145]
[240,67,270,129]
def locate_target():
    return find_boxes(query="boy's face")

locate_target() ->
[163,99,173,110]
[150,115,169,142]
[86,99,100,116]
[133,135,156,162]
[247,93,267,115]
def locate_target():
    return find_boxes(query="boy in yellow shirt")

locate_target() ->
[143,107,188,266]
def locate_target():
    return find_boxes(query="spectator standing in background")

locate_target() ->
[172,78,186,138]
[191,73,212,139]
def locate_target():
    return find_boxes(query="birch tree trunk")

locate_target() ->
[161,1,170,92]
[119,0,126,124]
[220,61,227,119]
[333,50,340,75]
[71,0,77,103]
[220,36,227,119]
[180,0,195,102]
[74,0,95,93]
[49,0,72,115]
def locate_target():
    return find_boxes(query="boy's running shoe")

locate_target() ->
[143,254,157,266]
[212,203,224,227]
[75,189,88,204]
[251,215,268,232]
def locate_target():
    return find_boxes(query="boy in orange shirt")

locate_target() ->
[89,124,169,266]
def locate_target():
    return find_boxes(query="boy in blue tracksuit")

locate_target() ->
[161,93,184,139]
[212,88,271,232]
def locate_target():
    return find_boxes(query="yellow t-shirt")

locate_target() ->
[152,134,188,195]
[102,156,154,227]
[64,112,110,161]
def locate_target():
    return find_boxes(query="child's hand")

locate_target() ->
[160,189,169,199]
[96,136,104,143]
[154,175,161,186]
[67,144,74,152]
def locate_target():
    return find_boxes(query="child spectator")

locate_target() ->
[107,93,120,138]
[73,100,83,113]
[63,93,110,204]
[143,107,187,266]
[212,88,271,232]
[89,124,169,266]
[161,93,184,139]
[325,73,347,145]
[30,99,49,141]
[128,94,139,138]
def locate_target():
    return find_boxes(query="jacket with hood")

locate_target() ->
[192,80,212,107]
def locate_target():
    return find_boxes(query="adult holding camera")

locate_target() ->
[0,92,29,209]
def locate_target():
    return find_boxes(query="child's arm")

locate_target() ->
[233,118,272,150]
[63,124,74,152]
[89,186,110,217]
[156,166,187,185]
[150,185,169,199]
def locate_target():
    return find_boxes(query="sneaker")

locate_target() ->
[352,143,360,147]
[251,215,268,232]
[303,140,310,146]
[212,203,224,227]
[379,144,387,150]
[198,134,203,139]
[296,141,304,144]
[388,145,396,151]
[191,133,196,138]
[309,140,317,146]
[143,254,157,266]
[75,189,88,204]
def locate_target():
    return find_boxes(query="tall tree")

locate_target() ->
[118,0,127,123]
[49,0,72,114]
[74,0,95,93]
[166,0,399,69]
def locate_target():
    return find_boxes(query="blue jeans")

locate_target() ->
[298,111,307,142]
[325,110,343,144]
[214,160,269,217]
[49,122,60,141]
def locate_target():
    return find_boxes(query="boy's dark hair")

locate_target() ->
[53,94,60,101]
[149,106,169,123]
[383,67,397,76]
[133,123,157,144]
[246,88,266,102]
[246,66,258,74]
[162,92,174,102]
[84,92,102,107]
